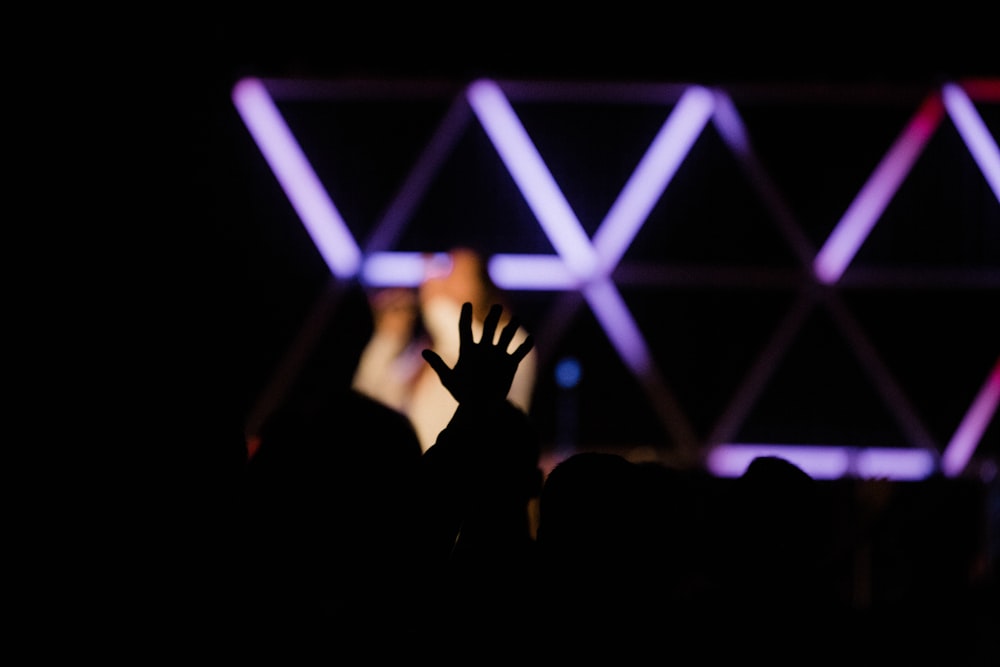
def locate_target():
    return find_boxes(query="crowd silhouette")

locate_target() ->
[176,293,997,662]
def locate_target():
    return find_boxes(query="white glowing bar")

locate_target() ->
[855,448,938,480]
[706,444,938,480]
[582,280,653,374]
[813,94,944,284]
[360,251,429,286]
[941,359,1000,477]
[943,83,1000,203]
[466,79,599,279]
[592,86,715,271]
[231,77,363,278]
[488,254,580,289]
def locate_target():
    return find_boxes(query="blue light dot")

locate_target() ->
[555,357,582,388]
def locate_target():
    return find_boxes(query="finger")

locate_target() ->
[458,301,474,347]
[481,303,503,344]
[510,334,535,363]
[421,348,451,381]
[496,315,520,351]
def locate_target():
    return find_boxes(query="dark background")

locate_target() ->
[58,11,998,477]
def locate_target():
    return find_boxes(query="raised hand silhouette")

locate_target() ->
[353,248,538,451]
[411,300,542,645]
[421,301,534,410]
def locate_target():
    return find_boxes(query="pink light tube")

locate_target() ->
[812,93,945,285]
[466,79,600,280]
[940,358,1000,477]
[232,77,362,278]
[592,86,715,271]
[942,82,1000,204]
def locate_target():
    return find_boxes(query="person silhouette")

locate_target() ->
[239,284,428,642]
[412,300,543,644]
[712,455,852,659]
[530,451,726,657]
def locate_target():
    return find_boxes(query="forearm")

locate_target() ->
[351,334,411,409]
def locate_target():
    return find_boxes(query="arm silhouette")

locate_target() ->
[415,302,541,579]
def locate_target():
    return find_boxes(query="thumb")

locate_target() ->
[421,348,449,381]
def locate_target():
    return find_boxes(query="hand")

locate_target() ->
[422,302,534,407]
[369,287,418,341]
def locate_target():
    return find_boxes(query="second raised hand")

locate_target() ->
[422,302,535,407]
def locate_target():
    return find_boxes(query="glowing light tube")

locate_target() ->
[467,78,599,280]
[582,279,654,374]
[706,444,937,480]
[360,251,430,287]
[488,254,580,290]
[812,93,945,284]
[232,77,362,278]
[940,359,1000,477]
[943,82,1000,204]
[855,447,938,480]
[707,444,850,479]
[592,86,715,270]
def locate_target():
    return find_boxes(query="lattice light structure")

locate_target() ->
[233,76,1000,480]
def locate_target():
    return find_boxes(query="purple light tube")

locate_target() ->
[812,93,945,285]
[232,77,363,279]
[855,447,938,480]
[710,90,751,154]
[360,251,431,287]
[466,78,600,280]
[488,254,581,290]
[706,444,937,480]
[592,86,715,270]
[707,444,850,479]
[942,83,1000,204]
[582,279,654,374]
[940,358,1000,477]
